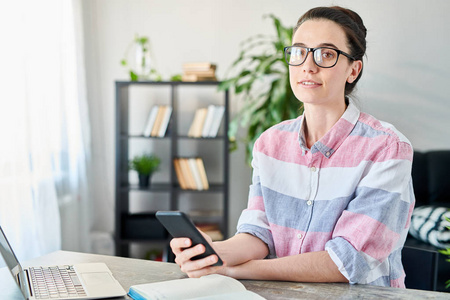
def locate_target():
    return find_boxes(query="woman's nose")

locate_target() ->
[301,51,318,73]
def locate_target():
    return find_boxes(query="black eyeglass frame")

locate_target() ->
[284,46,356,68]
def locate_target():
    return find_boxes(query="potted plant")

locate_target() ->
[129,153,161,187]
[219,15,303,165]
[439,217,450,289]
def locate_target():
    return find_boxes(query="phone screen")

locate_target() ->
[155,211,223,266]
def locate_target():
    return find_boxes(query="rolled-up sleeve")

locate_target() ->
[236,139,276,258]
[325,141,415,285]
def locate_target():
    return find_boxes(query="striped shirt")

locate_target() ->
[236,102,415,288]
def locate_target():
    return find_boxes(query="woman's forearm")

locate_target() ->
[225,250,348,283]
[213,233,269,266]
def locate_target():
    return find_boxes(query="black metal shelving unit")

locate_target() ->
[114,81,229,258]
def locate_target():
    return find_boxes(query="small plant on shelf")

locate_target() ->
[129,153,161,187]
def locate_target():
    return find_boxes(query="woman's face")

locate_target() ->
[289,19,361,107]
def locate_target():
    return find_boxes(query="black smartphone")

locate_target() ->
[155,211,223,266]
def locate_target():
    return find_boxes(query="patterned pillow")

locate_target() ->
[409,205,450,249]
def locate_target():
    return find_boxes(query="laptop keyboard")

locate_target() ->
[29,265,87,299]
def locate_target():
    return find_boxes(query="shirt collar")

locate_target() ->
[298,101,360,158]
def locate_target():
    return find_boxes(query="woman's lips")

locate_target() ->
[299,80,322,87]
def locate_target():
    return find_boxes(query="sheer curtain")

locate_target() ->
[0,0,91,263]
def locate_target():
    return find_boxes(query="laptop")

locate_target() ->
[0,226,126,299]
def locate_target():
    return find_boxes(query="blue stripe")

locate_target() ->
[389,248,404,280]
[351,186,411,233]
[273,118,301,133]
[262,186,352,232]
[326,237,371,284]
[367,275,391,287]
[236,224,276,258]
[350,121,390,138]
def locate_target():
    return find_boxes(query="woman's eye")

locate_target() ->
[322,51,335,59]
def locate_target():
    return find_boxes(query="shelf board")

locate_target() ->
[115,80,222,86]
[176,135,226,140]
[121,134,171,139]
[175,183,225,193]
[120,183,172,192]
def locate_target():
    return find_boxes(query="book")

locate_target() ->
[173,159,188,190]
[207,106,225,137]
[157,106,172,137]
[195,158,209,190]
[182,74,217,82]
[188,109,202,137]
[151,106,167,137]
[182,62,217,72]
[184,69,216,77]
[142,106,159,137]
[188,108,208,138]
[188,158,203,190]
[201,105,216,138]
[179,158,196,190]
[128,274,265,300]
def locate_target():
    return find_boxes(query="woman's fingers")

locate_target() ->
[170,238,191,255]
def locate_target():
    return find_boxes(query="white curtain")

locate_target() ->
[0,0,91,263]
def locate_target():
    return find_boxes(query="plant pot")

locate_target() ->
[138,174,151,188]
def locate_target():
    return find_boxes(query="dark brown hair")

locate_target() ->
[294,6,367,97]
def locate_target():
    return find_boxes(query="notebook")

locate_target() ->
[0,226,126,299]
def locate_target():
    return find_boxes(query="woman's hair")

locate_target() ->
[294,6,367,98]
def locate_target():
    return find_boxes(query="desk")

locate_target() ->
[1,251,449,299]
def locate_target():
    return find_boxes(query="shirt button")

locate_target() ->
[310,166,316,172]
[307,200,313,206]
[297,233,303,239]
[326,151,330,157]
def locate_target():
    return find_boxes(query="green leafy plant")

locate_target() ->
[121,35,162,81]
[439,216,450,289]
[129,153,161,176]
[218,15,303,165]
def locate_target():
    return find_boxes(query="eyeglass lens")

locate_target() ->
[286,47,339,68]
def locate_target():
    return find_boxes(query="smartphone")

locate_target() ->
[155,211,223,266]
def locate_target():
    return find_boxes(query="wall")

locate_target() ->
[81,0,450,251]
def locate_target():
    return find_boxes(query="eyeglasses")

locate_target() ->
[284,46,356,68]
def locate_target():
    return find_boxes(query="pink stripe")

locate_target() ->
[390,273,406,288]
[255,129,307,165]
[301,231,332,253]
[270,223,332,257]
[332,211,400,261]
[248,196,265,211]
[404,202,415,229]
[270,223,303,257]
[255,127,412,170]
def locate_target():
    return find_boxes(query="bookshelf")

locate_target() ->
[114,81,229,259]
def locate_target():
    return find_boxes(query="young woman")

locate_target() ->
[170,6,415,288]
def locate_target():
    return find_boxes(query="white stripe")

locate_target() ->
[237,209,270,231]
[379,120,412,144]
[257,152,411,202]
[359,251,390,284]
[358,159,412,202]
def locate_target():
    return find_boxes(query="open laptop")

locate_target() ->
[0,226,126,299]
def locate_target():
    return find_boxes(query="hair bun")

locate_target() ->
[332,6,367,37]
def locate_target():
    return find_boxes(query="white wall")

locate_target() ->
[81,0,450,247]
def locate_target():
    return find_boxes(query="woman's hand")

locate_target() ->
[169,230,226,278]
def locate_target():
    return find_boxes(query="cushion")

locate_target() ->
[409,205,450,249]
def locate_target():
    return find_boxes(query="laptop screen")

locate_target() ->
[0,226,22,279]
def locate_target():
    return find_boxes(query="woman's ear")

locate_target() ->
[347,60,363,83]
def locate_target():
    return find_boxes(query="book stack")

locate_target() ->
[173,157,209,190]
[142,105,173,137]
[182,62,217,82]
[188,105,225,138]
